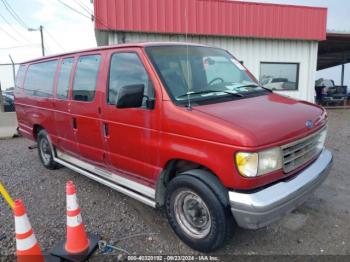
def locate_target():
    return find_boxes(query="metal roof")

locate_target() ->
[94,0,327,41]
[318,32,350,70]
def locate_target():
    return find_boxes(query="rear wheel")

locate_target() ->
[165,174,234,252]
[37,130,60,170]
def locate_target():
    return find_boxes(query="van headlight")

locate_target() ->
[235,147,283,177]
[316,127,327,151]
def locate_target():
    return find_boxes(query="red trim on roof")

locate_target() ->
[94,0,327,41]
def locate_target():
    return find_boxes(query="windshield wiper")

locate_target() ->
[235,83,259,88]
[236,83,273,92]
[177,90,244,99]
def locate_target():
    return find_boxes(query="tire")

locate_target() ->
[165,174,234,252]
[37,130,60,170]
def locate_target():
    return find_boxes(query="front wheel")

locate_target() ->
[165,174,234,252]
[37,130,60,170]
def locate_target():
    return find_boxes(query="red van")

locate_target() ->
[15,43,333,252]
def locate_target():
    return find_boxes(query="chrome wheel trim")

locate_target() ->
[39,138,51,165]
[174,190,211,239]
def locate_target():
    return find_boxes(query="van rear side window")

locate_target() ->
[57,58,74,99]
[73,55,101,102]
[15,65,26,89]
[24,60,58,98]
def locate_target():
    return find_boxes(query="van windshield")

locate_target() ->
[146,45,267,105]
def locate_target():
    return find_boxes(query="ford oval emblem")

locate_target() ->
[305,120,313,129]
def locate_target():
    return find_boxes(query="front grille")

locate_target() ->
[281,128,325,173]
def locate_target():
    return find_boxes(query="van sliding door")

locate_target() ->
[69,53,106,166]
[54,57,78,155]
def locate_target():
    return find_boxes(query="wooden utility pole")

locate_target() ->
[28,25,45,56]
[39,25,45,56]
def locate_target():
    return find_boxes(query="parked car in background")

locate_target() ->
[15,43,333,252]
[261,77,296,90]
[3,89,14,97]
[2,93,15,112]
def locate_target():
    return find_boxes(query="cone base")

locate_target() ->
[50,233,100,262]
[44,254,62,262]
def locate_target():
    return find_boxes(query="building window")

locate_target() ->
[73,55,101,102]
[260,62,299,91]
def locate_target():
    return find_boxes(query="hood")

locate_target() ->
[193,93,326,147]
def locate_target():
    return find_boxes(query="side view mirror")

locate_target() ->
[116,84,145,108]
[144,96,155,109]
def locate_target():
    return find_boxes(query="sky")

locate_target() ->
[0,0,350,90]
[0,0,96,90]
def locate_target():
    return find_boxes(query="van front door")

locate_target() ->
[101,49,161,186]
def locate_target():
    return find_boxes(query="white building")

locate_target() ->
[94,0,327,103]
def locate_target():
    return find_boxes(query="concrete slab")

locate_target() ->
[0,112,18,139]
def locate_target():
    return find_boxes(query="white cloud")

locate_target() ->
[0,0,96,61]
[0,23,42,62]
[34,0,57,22]
[0,0,97,89]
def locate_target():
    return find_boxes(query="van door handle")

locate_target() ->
[72,117,77,129]
[103,123,109,137]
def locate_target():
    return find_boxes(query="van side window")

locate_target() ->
[23,60,58,97]
[108,52,154,107]
[15,65,26,89]
[57,58,74,99]
[72,55,101,102]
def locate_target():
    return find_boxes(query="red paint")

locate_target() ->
[94,0,327,41]
[15,43,327,190]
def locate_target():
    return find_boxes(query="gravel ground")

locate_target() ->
[0,110,349,260]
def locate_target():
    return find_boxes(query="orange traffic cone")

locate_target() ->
[50,181,99,262]
[65,180,89,253]
[13,199,45,262]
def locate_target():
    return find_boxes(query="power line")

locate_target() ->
[76,0,112,31]
[44,28,65,51]
[0,0,28,29]
[44,41,53,54]
[0,63,20,66]
[57,0,92,20]
[73,0,93,16]
[76,0,109,28]
[0,11,32,43]
[0,44,40,50]
[2,0,28,28]
[78,0,93,12]
[58,0,113,34]
[0,23,20,42]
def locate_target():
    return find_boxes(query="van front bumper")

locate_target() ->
[229,149,333,229]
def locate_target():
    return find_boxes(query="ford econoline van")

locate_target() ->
[15,43,333,252]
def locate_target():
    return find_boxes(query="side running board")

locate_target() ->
[53,150,156,208]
